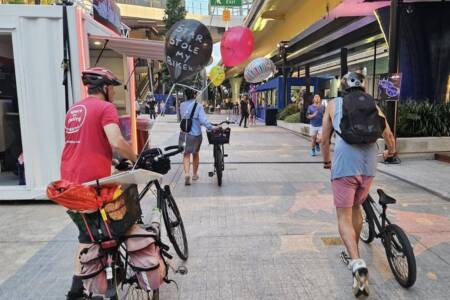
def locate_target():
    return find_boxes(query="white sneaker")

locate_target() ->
[350,259,369,297]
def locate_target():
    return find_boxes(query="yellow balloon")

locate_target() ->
[209,66,225,87]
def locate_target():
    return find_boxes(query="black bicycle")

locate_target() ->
[360,189,417,288]
[207,121,233,186]
[135,146,189,261]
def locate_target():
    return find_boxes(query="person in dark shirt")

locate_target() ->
[147,96,157,119]
[239,95,249,128]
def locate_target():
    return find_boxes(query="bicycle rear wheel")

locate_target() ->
[384,224,417,288]
[360,203,375,244]
[162,186,189,260]
[215,145,223,187]
[114,254,159,300]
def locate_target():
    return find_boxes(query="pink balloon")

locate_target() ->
[220,26,254,67]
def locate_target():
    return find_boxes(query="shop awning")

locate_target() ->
[89,35,165,60]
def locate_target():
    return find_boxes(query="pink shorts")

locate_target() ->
[331,176,373,208]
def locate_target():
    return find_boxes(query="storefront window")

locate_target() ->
[0,34,25,186]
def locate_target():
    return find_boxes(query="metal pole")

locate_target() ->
[304,64,311,123]
[372,41,377,97]
[282,45,289,108]
[147,60,154,95]
[340,48,348,77]
[386,0,401,137]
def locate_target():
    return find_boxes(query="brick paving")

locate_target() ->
[1,115,450,299]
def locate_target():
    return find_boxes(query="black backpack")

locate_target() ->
[180,102,198,133]
[336,90,386,144]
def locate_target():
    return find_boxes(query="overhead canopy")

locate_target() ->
[226,0,342,77]
[89,34,165,60]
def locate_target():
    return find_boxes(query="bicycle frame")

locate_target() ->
[363,195,392,239]
[138,179,164,210]
[213,144,225,166]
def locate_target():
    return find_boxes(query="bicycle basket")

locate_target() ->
[67,184,141,242]
[207,128,231,145]
[139,148,171,175]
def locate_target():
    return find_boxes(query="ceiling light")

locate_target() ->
[94,41,102,46]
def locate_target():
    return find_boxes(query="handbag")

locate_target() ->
[179,102,198,133]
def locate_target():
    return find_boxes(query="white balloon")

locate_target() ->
[244,58,277,83]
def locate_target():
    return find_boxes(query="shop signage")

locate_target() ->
[93,0,122,34]
[210,0,242,7]
[378,73,402,100]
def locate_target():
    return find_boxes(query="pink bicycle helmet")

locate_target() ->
[81,67,121,88]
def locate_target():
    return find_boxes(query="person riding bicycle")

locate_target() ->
[178,89,214,186]
[321,71,396,297]
[60,67,137,300]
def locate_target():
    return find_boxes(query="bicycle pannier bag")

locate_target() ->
[126,225,166,291]
[179,102,198,133]
[78,244,107,295]
[336,90,385,144]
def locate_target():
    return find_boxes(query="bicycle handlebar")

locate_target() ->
[162,145,184,158]
[211,120,234,126]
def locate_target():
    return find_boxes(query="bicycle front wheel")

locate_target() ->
[162,185,189,260]
[215,146,223,187]
[384,224,417,288]
[360,204,375,244]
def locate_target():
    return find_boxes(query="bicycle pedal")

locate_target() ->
[208,172,214,177]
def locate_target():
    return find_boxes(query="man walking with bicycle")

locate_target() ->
[321,72,396,297]
[61,67,137,300]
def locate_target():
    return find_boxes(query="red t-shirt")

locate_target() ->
[60,97,119,183]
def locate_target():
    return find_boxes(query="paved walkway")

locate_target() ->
[1,115,450,299]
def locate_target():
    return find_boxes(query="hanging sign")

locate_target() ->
[93,0,122,35]
[378,73,402,100]
[211,0,242,6]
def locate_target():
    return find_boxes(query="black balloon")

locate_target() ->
[165,19,213,83]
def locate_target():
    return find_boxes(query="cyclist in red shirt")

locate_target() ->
[63,67,137,300]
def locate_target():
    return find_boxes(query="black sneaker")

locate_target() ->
[66,291,89,300]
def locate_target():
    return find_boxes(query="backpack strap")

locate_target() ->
[189,102,198,120]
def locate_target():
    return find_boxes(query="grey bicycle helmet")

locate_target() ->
[341,72,365,91]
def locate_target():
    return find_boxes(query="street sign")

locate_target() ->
[223,9,231,21]
[210,0,242,7]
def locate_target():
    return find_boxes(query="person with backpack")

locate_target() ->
[179,89,214,186]
[321,72,396,297]
[306,94,325,156]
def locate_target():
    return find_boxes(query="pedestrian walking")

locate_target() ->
[178,89,215,186]
[147,96,157,120]
[239,95,249,128]
[321,72,396,297]
[249,100,256,126]
[306,94,325,156]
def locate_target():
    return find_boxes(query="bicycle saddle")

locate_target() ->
[377,189,396,205]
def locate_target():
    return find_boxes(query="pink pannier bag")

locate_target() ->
[125,225,166,291]
[77,244,107,295]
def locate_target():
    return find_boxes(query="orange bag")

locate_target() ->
[47,180,118,211]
